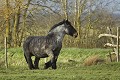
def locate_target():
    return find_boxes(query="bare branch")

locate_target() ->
[98,34,120,39]
[30,2,61,17]
[104,43,120,48]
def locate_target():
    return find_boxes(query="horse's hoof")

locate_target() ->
[44,65,49,69]
[44,63,50,69]
[52,64,57,69]
[52,67,57,69]
[29,68,34,70]
[29,67,35,70]
[34,67,39,69]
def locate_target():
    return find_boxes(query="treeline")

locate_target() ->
[0,0,119,48]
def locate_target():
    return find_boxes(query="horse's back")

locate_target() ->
[23,36,45,52]
[23,36,51,58]
[25,36,45,41]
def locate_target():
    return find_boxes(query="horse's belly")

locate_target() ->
[34,52,48,58]
[39,53,48,58]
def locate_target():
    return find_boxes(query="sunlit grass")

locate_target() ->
[0,48,120,80]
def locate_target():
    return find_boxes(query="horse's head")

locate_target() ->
[48,19,78,38]
[64,20,78,38]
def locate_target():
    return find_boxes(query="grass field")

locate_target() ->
[0,48,120,80]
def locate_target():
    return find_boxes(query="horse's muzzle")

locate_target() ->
[73,32,78,38]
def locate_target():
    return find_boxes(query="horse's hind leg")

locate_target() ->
[24,53,34,70]
[45,50,56,69]
[44,58,56,69]
[34,57,40,69]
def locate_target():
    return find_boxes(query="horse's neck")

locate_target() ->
[48,24,66,42]
[48,32,65,42]
[56,32,65,42]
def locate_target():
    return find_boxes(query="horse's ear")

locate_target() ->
[63,19,69,23]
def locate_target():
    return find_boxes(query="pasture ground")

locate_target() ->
[0,48,120,80]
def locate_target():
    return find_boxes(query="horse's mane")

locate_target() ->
[49,20,65,32]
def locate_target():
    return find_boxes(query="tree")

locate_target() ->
[13,0,21,47]
[0,0,119,48]
[0,0,32,47]
[61,0,68,19]
[74,0,87,47]
[19,0,31,47]
[5,0,11,47]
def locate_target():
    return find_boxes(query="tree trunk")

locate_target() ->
[19,0,31,46]
[61,0,68,19]
[64,0,68,20]
[107,27,117,54]
[117,27,119,62]
[13,5,20,47]
[75,0,87,47]
[5,0,10,48]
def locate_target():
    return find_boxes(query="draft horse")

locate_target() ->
[23,19,78,70]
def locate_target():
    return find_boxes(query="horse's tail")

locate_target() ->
[23,36,32,52]
[23,36,33,62]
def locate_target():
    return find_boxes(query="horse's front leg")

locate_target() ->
[34,57,40,69]
[51,55,56,69]
[51,56,58,69]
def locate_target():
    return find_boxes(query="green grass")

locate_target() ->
[0,48,120,80]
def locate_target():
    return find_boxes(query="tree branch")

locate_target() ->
[30,2,61,17]
[98,34,120,39]
[104,43,120,48]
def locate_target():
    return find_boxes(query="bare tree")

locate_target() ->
[13,0,21,47]
[61,0,68,19]
[5,0,11,47]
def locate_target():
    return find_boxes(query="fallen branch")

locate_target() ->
[98,34,120,39]
[104,43,120,48]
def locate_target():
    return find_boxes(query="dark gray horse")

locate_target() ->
[23,19,78,70]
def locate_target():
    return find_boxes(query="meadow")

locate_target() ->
[0,48,120,80]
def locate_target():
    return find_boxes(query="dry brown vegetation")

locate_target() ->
[83,52,120,66]
[83,55,105,66]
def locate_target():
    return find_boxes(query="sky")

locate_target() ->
[103,0,120,14]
